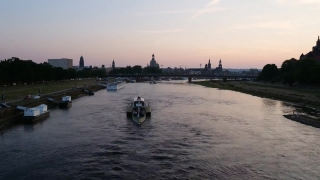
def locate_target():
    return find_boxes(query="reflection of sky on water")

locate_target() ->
[0,82,320,180]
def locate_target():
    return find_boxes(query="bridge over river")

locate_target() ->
[105,74,258,82]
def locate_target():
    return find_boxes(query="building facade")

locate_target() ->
[149,54,159,68]
[300,36,320,61]
[48,58,73,69]
[201,58,223,74]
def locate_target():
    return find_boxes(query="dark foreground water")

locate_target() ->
[1,82,320,180]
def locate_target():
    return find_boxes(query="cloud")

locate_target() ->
[134,0,226,21]
[135,0,225,19]
[155,38,169,45]
[158,10,196,14]
[137,29,184,33]
[234,21,295,30]
[275,0,320,5]
[206,0,221,6]
[191,7,226,20]
[190,0,226,20]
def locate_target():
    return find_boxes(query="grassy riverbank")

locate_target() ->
[0,83,104,129]
[192,81,320,107]
[193,80,320,128]
[0,79,97,102]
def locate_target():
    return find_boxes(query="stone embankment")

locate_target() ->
[0,84,104,129]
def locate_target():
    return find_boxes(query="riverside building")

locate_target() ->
[48,58,73,69]
[300,36,320,61]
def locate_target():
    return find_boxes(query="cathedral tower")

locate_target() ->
[218,59,222,69]
[79,55,84,68]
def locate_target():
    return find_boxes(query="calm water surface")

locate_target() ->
[1,82,320,180]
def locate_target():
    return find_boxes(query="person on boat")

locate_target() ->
[136,96,145,107]
[136,97,142,107]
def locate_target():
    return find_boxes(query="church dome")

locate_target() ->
[150,53,157,67]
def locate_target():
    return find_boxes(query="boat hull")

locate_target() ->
[107,83,126,91]
[132,114,146,125]
[126,97,151,124]
[59,101,72,108]
[83,89,94,95]
[126,106,151,114]
[24,110,50,123]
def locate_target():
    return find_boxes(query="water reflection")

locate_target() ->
[23,124,34,132]
[0,82,319,180]
[262,98,277,107]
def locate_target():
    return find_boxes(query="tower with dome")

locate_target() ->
[149,54,159,68]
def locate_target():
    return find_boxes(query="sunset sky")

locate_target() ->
[1,0,320,68]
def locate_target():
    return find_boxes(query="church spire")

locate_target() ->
[112,59,115,69]
[79,55,84,68]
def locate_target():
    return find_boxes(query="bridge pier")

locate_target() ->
[188,77,192,83]
[135,76,142,82]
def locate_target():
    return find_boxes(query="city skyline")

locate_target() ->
[1,0,320,68]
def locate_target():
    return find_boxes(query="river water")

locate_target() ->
[1,81,319,180]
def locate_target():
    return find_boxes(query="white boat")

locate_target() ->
[24,104,50,122]
[33,95,40,99]
[126,97,151,124]
[107,81,126,90]
[59,96,72,108]
[150,78,156,84]
[83,89,94,95]
[0,102,10,108]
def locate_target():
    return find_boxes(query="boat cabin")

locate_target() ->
[132,97,146,118]
[36,104,47,114]
[62,96,71,102]
[24,108,40,117]
[133,97,145,107]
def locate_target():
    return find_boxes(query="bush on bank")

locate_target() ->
[258,58,320,85]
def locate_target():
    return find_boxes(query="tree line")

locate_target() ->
[0,57,106,85]
[109,65,162,74]
[258,57,320,85]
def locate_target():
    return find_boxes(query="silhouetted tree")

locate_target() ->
[258,64,279,81]
[0,57,107,85]
[281,58,298,85]
[294,58,320,83]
